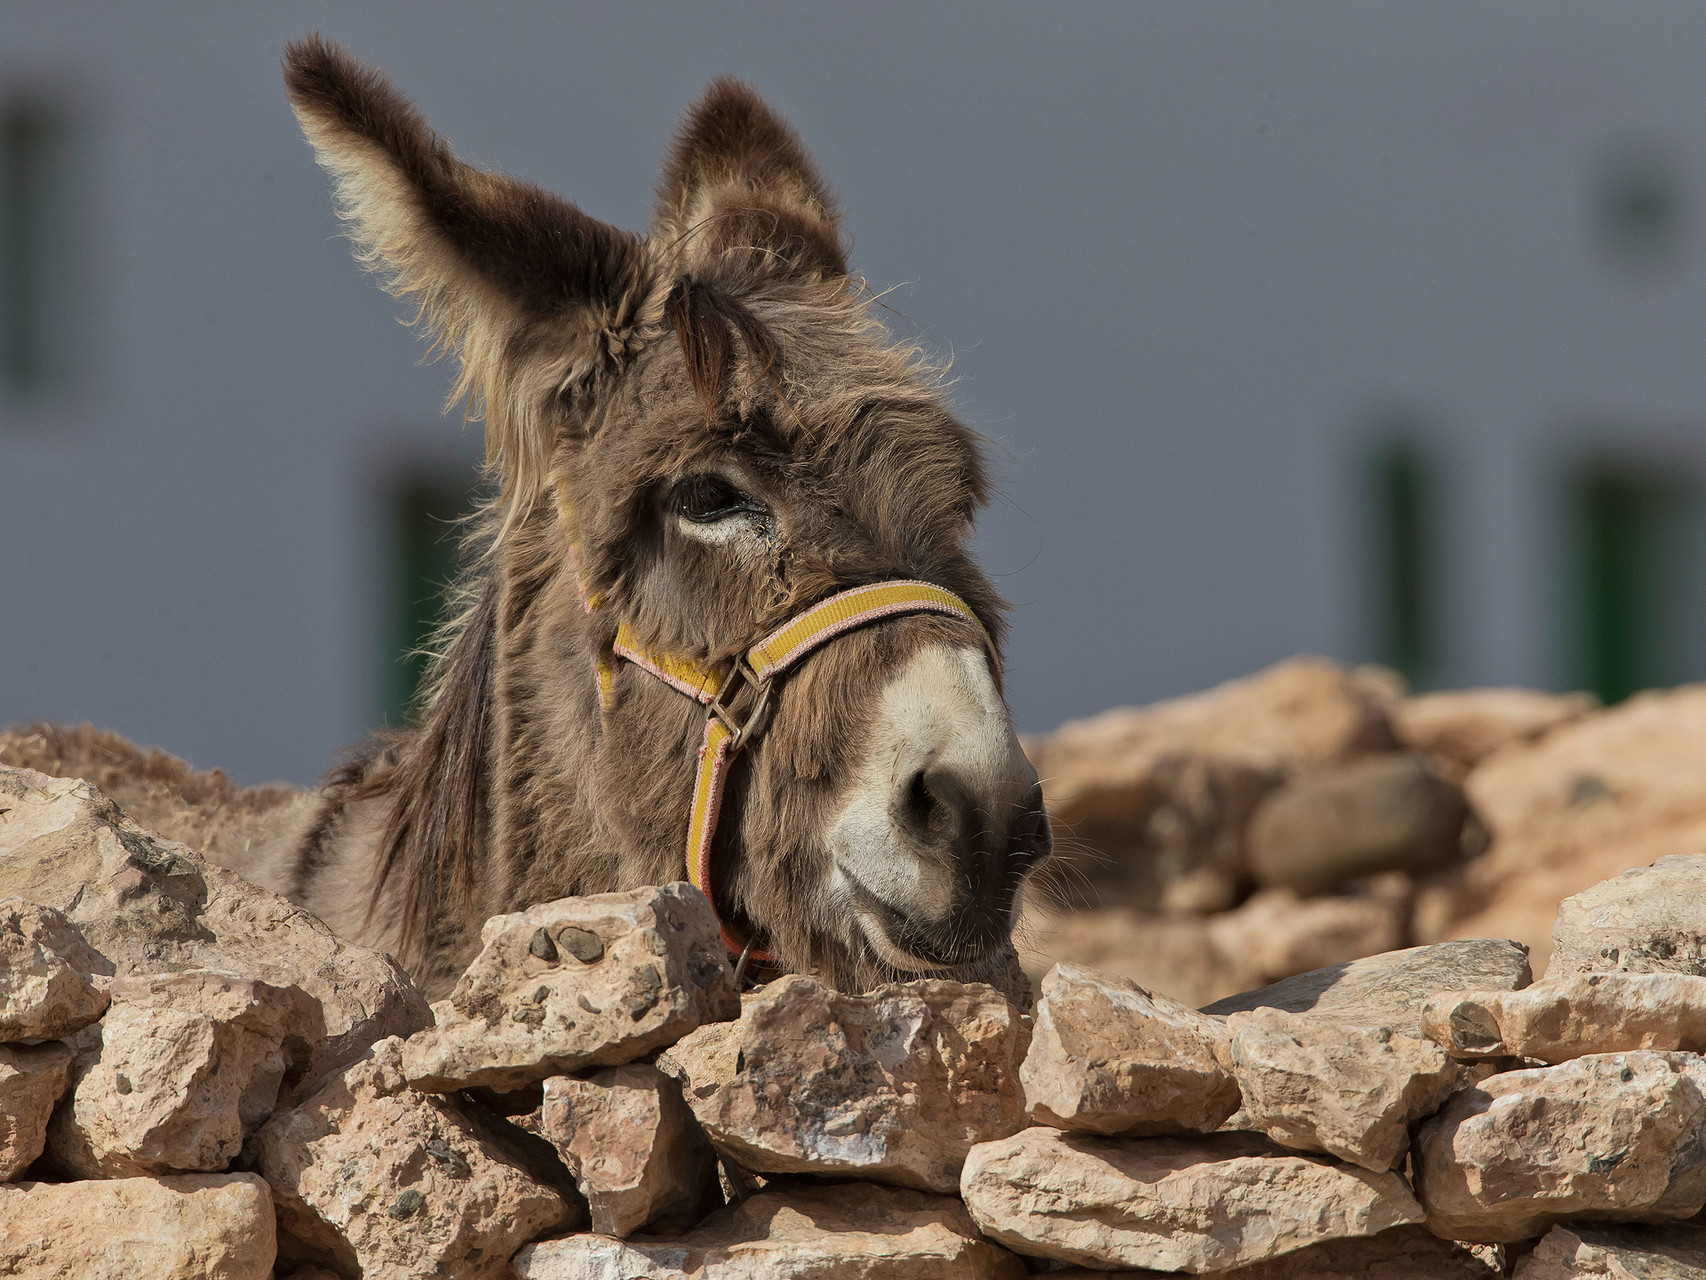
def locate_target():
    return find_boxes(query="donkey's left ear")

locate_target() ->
[652,77,846,279]
[284,36,649,511]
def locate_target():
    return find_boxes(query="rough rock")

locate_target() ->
[402,883,738,1093]
[959,1125,1423,1272]
[1047,1225,1499,1278]
[1414,1050,1706,1242]
[1203,938,1533,1035]
[1025,657,1398,910]
[1415,688,1706,971]
[0,899,108,1041]
[48,970,295,1177]
[681,974,1029,1193]
[657,1015,743,1103]
[0,767,430,1098]
[1226,1008,1457,1170]
[1021,962,1239,1135]
[0,1041,73,1180]
[0,1172,275,1279]
[514,1182,1026,1279]
[1018,885,1407,1009]
[1391,688,1597,778]
[1512,1222,1706,1279]
[1246,754,1469,894]
[250,1036,571,1280]
[1549,854,1706,978]
[536,1063,718,1237]
[1421,971,1706,1061]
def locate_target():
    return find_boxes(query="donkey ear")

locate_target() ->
[283,36,648,511]
[652,77,846,279]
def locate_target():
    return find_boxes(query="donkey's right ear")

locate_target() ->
[283,36,649,512]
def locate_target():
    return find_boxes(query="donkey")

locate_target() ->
[8,38,1053,1000]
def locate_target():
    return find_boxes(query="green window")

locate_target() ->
[383,471,478,727]
[1366,437,1434,688]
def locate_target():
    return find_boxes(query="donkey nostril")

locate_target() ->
[896,764,973,846]
[902,769,935,836]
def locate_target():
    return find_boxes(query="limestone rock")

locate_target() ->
[1025,657,1397,909]
[250,1036,571,1280]
[47,970,294,1177]
[1391,688,1597,777]
[1247,754,1469,894]
[514,1182,1026,1279]
[683,974,1029,1193]
[1414,1050,1706,1242]
[0,767,430,1099]
[1227,1008,1457,1170]
[1416,688,1706,971]
[402,883,739,1093]
[537,1063,719,1237]
[1049,1225,1499,1278]
[1022,962,1239,1135]
[1512,1222,1706,1279]
[1422,971,1706,1062]
[657,1015,743,1103]
[0,1172,275,1279]
[0,1041,73,1180]
[1203,938,1533,1035]
[1017,886,1406,1010]
[1205,886,1408,989]
[959,1125,1423,1272]
[0,900,108,1041]
[1549,854,1706,978]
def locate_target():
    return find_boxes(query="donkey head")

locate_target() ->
[284,38,1051,993]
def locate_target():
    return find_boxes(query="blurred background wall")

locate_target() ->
[4,2,1706,786]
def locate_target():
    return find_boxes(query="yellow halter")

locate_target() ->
[593,579,987,968]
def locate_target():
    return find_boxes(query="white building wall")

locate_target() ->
[3,2,1706,784]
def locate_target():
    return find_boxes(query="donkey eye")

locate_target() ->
[672,475,764,524]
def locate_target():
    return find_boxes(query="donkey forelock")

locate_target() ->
[284,37,1047,997]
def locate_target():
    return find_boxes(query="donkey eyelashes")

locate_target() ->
[671,474,768,524]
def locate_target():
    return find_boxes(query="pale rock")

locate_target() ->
[47,970,294,1177]
[514,1182,1026,1279]
[682,974,1029,1193]
[0,1172,275,1279]
[1422,971,1706,1061]
[1414,1050,1706,1242]
[1017,887,1406,1010]
[1392,688,1597,777]
[250,1036,571,1280]
[1205,886,1408,988]
[1417,688,1706,972]
[1550,854,1706,978]
[1512,1222,1706,1279]
[1203,938,1533,1035]
[0,1041,73,1180]
[537,1063,718,1237]
[0,900,108,1041]
[1226,1008,1457,1170]
[1247,754,1469,894]
[1025,657,1397,909]
[1021,962,1239,1135]
[959,1125,1423,1272]
[657,1015,743,1104]
[0,767,430,1099]
[402,883,738,1093]
[1046,1225,1499,1278]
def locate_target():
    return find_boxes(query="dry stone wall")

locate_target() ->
[4,663,1706,1276]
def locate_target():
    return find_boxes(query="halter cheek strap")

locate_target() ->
[600,580,987,966]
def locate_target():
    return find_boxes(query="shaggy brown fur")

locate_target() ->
[6,40,1047,1000]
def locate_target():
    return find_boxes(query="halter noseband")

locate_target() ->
[595,580,988,969]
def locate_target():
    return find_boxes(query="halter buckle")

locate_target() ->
[707,657,773,752]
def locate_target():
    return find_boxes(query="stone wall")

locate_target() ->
[4,663,1706,1276]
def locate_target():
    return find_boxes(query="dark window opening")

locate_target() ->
[1367,437,1435,687]
[384,472,478,727]
[1572,462,1696,704]
[1591,134,1689,282]
[1,93,75,398]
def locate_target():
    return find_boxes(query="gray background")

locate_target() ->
[5,3,1706,785]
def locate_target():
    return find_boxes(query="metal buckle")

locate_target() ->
[707,657,773,752]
